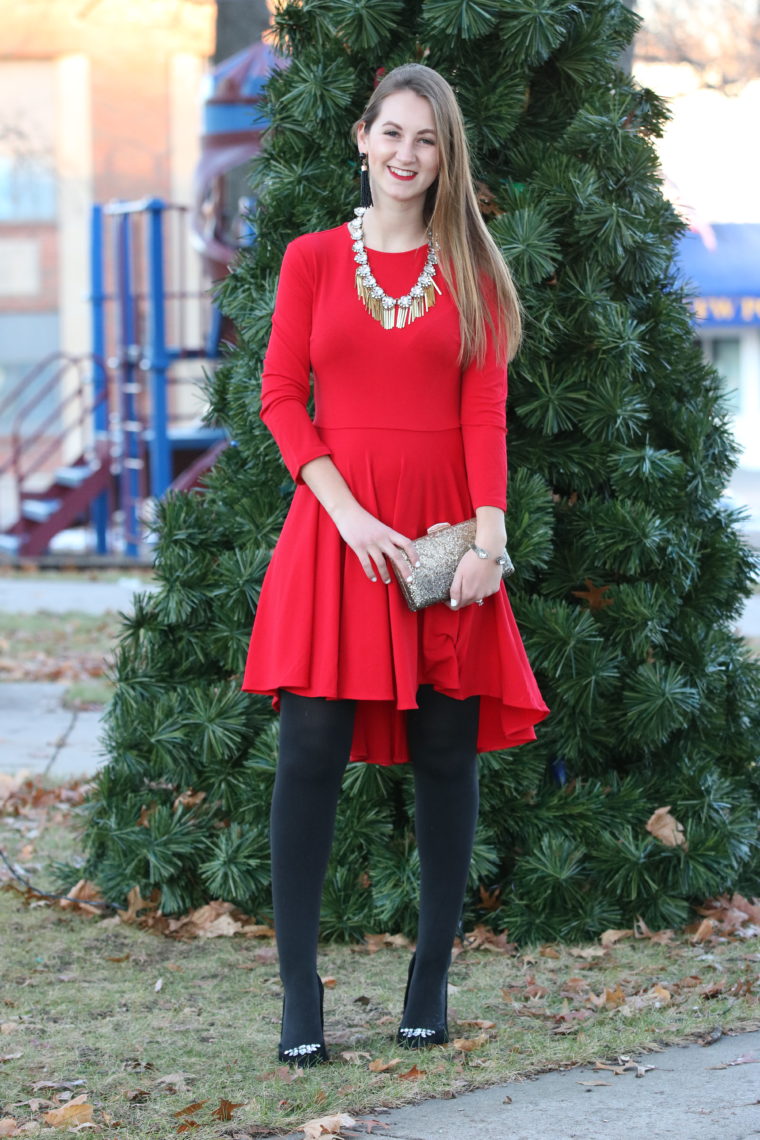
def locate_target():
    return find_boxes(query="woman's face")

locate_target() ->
[357,89,440,210]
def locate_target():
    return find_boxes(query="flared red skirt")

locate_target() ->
[242,425,549,764]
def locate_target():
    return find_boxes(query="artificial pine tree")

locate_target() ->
[72,0,760,943]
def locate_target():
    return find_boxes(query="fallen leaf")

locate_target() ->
[198,914,244,938]
[350,934,386,954]
[301,1112,356,1139]
[651,983,671,1001]
[561,977,590,996]
[383,933,413,949]
[340,1050,371,1064]
[242,924,277,939]
[0,1121,19,1137]
[602,984,626,1009]
[646,806,688,850]
[462,925,517,953]
[593,1061,627,1075]
[452,1034,489,1051]
[173,1101,209,1118]
[633,916,653,939]
[42,1095,93,1128]
[539,945,561,959]
[152,1071,196,1092]
[554,1009,593,1024]
[648,928,676,944]
[478,884,502,911]
[368,1058,402,1072]
[569,946,606,959]
[691,919,715,944]
[577,1080,610,1086]
[397,1064,426,1080]
[210,1099,246,1121]
[600,929,633,947]
[456,1020,496,1029]
[56,879,105,917]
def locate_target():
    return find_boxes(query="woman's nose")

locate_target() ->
[394,139,416,164]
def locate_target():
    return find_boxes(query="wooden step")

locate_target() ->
[0,534,21,554]
[21,499,62,523]
[54,464,99,488]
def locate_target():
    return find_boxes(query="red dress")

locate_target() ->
[242,223,549,764]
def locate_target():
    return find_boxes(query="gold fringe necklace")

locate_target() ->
[348,207,441,330]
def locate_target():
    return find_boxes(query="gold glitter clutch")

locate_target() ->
[392,518,515,612]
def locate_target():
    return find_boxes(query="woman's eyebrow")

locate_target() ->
[380,120,437,134]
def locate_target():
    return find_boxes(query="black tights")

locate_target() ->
[270,686,480,1051]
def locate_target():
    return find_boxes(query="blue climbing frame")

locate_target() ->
[90,197,224,556]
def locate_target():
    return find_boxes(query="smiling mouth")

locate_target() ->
[388,166,417,179]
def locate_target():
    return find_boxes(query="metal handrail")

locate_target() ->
[0,353,111,494]
[0,351,83,422]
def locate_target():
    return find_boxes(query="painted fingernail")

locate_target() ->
[415,560,421,568]
[406,575,414,582]
[371,576,377,582]
[450,599,458,607]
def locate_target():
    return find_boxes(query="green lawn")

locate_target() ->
[1,780,758,1139]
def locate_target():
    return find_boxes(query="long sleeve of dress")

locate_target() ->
[459,299,508,512]
[259,238,333,483]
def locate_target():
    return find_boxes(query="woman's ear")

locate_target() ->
[356,120,369,150]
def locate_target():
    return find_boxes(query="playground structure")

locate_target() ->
[0,198,226,558]
[0,40,281,560]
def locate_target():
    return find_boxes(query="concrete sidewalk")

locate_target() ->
[0,576,156,782]
[0,574,156,615]
[0,681,106,781]
[304,1029,760,1140]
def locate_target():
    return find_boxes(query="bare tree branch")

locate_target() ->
[635,0,760,92]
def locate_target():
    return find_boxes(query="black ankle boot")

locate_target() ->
[278,974,329,1067]
[395,951,449,1047]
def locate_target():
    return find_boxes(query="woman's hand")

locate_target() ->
[333,502,419,585]
[449,548,503,609]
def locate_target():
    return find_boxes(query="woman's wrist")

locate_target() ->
[301,456,361,522]
[474,506,506,553]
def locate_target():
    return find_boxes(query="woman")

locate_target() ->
[242,63,549,1066]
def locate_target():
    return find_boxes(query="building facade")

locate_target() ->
[0,0,214,437]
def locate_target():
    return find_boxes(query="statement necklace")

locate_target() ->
[349,207,441,330]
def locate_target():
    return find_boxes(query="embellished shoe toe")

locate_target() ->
[395,951,450,1048]
[278,1040,329,1066]
[278,975,329,1067]
[396,1023,448,1047]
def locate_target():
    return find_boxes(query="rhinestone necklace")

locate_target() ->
[348,206,441,330]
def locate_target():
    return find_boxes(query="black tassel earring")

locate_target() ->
[359,152,373,208]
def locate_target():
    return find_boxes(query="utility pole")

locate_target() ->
[214,0,270,63]
[619,0,638,72]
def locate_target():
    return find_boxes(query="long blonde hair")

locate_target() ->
[352,63,522,367]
